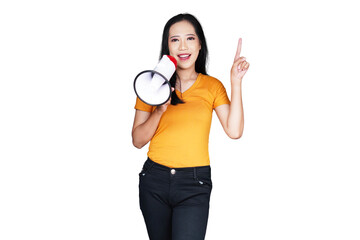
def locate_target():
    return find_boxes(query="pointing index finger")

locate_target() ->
[234,38,242,61]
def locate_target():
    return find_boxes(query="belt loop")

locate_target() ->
[193,167,197,180]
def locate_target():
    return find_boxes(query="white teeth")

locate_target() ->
[179,54,190,58]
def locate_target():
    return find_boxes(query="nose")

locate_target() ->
[179,39,188,51]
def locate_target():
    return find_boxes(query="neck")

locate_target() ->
[176,67,198,82]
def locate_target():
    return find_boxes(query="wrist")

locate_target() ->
[154,107,165,116]
[231,78,242,87]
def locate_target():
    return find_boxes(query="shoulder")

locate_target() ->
[200,74,221,84]
[199,73,227,91]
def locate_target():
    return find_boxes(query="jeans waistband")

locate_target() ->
[143,157,211,178]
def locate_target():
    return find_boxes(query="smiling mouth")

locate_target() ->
[178,54,191,61]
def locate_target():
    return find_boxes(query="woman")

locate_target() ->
[132,13,249,240]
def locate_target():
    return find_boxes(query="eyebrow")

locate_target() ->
[170,34,196,39]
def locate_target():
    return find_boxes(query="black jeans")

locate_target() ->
[139,158,212,240]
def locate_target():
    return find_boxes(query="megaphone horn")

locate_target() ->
[134,55,177,106]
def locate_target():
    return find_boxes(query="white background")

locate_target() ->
[1,0,359,239]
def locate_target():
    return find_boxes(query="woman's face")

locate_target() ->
[168,20,201,71]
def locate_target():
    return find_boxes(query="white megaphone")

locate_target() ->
[134,55,177,106]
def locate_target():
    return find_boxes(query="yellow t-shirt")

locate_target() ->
[134,73,230,168]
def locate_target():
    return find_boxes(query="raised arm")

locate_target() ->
[215,38,250,139]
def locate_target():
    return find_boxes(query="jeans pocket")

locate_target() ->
[139,168,147,177]
[139,164,152,177]
[195,176,212,189]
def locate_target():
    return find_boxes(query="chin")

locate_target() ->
[178,62,196,70]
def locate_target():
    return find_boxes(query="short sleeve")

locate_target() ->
[213,81,230,109]
[134,97,154,112]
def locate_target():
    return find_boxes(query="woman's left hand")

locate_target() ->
[231,38,250,84]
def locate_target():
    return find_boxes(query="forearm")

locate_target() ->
[220,37,248,139]
[132,110,163,148]
[227,81,244,139]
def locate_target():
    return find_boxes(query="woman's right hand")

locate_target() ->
[155,87,174,114]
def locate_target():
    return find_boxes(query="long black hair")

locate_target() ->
[160,13,208,105]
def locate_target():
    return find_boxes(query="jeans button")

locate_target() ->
[171,169,176,175]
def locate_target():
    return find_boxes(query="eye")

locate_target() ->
[188,37,195,40]
[171,38,179,42]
